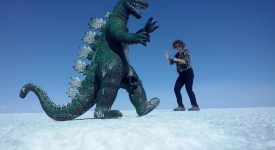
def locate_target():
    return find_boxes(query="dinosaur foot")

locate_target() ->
[141,97,160,116]
[94,109,123,119]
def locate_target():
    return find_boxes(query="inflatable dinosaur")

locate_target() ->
[19,0,159,120]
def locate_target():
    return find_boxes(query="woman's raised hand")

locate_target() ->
[163,49,170,60]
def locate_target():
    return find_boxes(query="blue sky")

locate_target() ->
[0,0,274,113]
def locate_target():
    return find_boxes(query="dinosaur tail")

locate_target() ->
[19,83,96,121]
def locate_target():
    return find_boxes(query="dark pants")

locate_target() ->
[174,68,198,107]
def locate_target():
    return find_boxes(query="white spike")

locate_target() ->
[104,11,111,18]
[89,18,106,30]
[66,88,78,99]
[73,60,86,73]
[79,45,93,59]
[70,77,82,88]
[83,31,96,44]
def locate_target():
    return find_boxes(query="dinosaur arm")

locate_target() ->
[109,24,149,45]
[113,31,139,44]
[136,28,145,34]
[137,17,159,34]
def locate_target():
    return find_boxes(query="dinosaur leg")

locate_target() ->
[123,66,160,116]
[94,63,124,119]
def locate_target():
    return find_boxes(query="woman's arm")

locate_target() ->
[173,50,191,64]
[172,58,186,64]
[163,49,174,64]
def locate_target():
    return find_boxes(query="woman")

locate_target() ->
[163,40,200,111]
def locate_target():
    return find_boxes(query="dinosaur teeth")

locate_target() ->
[133,2,139,8]
[21,87,26,93]
[132,2,146,9]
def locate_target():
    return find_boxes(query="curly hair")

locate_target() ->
[173,40,186,49]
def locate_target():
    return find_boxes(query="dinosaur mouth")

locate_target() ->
[128,0,148,19]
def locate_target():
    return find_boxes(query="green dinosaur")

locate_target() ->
[19,0,160,121]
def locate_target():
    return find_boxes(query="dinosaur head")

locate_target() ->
[123,0,148,19]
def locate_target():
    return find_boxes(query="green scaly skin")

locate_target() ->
[19,0,160,121]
